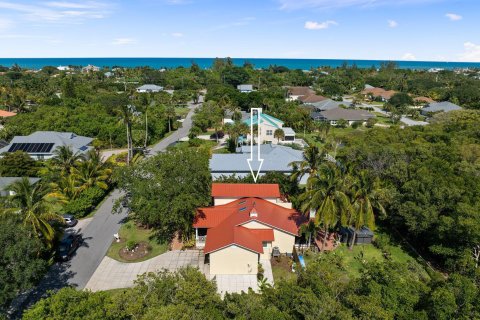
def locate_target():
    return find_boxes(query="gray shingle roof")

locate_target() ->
[210,144,303,174]
[314,107,375,121]
[310,99,350,111]
[0,131,93,155]
[422,101,462,113]
[237,84,253,91]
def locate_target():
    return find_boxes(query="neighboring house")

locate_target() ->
[286,86,315,101]
[298,94,327,104]
[0,131,93,160]
[364,84,375,89]
[104,71,114,78]
[210,144,306,183]
[194,183,305,275]
[0,110,16,118]
[82,65,100,73]
[243,113,295,144]
[312,107,375,126]
[237,84,254,93]
[413,96,435,104]
[136,84,164,93]
[421,101,462,116]
[361,87,397,101]
[309,99,351,111]
[0,177,40,197]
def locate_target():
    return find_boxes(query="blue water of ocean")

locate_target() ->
[1,57,479,70]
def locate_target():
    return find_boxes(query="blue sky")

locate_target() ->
[0,0,479,61]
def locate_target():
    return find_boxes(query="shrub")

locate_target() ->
[351,121,363,129]
[257,263,265,280]
[374,233,391,252]
[366,118,378,128]
[126,240,137,251]
[62,186,106,218]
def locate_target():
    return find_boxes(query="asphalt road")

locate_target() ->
[12,98,202,317]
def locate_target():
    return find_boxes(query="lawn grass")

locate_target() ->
[272,264,297,282]
[175,107,190,118]
[300,230,429,280]
[212,147,231,154]
[106,219,168,263]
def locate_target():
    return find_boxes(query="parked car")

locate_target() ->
[56,234,82,261]
[62,214,78,228]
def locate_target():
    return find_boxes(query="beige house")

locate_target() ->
[194,184,304,275]
[243,112,295,144]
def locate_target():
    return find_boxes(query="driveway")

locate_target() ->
[13,99,202,316]
[85,250,207,291]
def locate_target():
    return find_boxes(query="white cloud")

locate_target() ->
[0,1,110,23]
[279,0,439,10]
[0,18,13,31]
[458,42,480,62]
[445,13,462,21]
[171,32,184,37]
[111,38,136,45]
[45,2,106,9]
[304,20,337,30]
[388,20,398,28]
[401,53,416,60]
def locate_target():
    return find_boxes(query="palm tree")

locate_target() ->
[7,178,63,247]
[289,146,325,183]
[349,170,386,249]
[299,219,318,248]
[274,128,285,143]
[52,145,85,174]
[75,149,112,191]
[224,121,249,151]
[165,104,176,132]
[115,97,135,165]
[300,164,351,252]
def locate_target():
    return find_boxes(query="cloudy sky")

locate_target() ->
[0,0,479,61]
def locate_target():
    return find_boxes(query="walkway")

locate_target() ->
[85,250,207,292]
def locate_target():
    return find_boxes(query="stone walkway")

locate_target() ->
[85,250,207,291]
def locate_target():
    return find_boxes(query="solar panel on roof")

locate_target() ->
[8,143,54,153]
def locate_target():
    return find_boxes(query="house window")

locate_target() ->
[263,242,268,248]
[266,130,273,136]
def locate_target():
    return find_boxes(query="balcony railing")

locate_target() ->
[196,235,207,248]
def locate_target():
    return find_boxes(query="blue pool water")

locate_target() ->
[298,255,306,269]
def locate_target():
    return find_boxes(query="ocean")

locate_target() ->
[1,57,480,70]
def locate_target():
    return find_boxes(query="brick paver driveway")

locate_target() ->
[85,250,207,291]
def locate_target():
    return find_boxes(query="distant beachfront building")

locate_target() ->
[57,66,71,71]
[82,65,100,73]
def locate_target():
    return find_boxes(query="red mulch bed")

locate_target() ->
[119,241,150,261]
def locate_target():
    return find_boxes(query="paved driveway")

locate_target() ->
[85,250,207,291]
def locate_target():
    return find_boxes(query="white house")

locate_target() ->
[136,84,164,93]
[237,84,254,93]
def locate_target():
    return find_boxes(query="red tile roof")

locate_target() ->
[0,110,16,117]
[361,87,397,100]
[211,183,281,198]
[288,86,314,96]
[195,197,305,254]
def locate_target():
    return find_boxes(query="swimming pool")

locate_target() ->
[298,255,306,268]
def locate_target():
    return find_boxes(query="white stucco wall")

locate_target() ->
[209,245,259,275]
[241,221,296,254]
